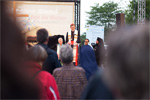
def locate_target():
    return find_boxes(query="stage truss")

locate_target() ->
[138,0,146,25]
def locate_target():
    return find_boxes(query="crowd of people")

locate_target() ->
[1,2,149,100]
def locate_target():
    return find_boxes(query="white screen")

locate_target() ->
[9,1,75,37]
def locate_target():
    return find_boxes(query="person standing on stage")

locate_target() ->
[57,37,64,59]
[66,24,80,64]
[66,24,80,44]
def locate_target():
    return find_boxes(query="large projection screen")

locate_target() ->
[9,1,75,37]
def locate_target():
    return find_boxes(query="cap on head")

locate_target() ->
[70,24,75,27]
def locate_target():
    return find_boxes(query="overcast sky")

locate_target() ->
[80,0,130,34]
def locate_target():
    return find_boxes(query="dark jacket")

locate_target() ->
[38,43,61,74]
[94,38,105,66]
[80,45,98,80]
[53,63,87,100]
[80,69,114,100]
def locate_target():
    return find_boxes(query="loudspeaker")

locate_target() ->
[116,13,125,28]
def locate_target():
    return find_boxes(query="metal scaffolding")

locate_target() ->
[74,0,80,33]
[138,0,146,25]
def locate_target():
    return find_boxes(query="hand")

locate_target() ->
[67,42,71,45]
[74,42,78,45]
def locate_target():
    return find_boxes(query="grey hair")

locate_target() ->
[58,37,63,42]
[28,45,47,62]
[59,44,73,64]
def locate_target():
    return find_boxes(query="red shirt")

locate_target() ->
[24,61,60,100]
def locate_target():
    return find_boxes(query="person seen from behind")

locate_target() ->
[53,44,87,100]
[93,37,105,67]
[80,44,98,80]
[104,25,149,99]
[1,1,39,99]
[25,45,60,100]
[36,28,61,74]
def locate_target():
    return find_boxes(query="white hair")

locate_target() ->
[58,38,63,42]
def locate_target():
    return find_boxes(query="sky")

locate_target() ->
[80,0,130,34]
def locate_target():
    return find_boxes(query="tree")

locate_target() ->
[125,0,150,24]
[86,1,123,41]
[86,1,123,29]
[80,32,86,46]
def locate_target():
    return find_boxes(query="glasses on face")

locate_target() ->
[84,41,88,42]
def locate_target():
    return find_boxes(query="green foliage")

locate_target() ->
[125,0,138,24]
[86,1,123,28]
[146,0,150,21]
[80,32,86,46]
[86,1,123,41]
[125,0,150,24]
